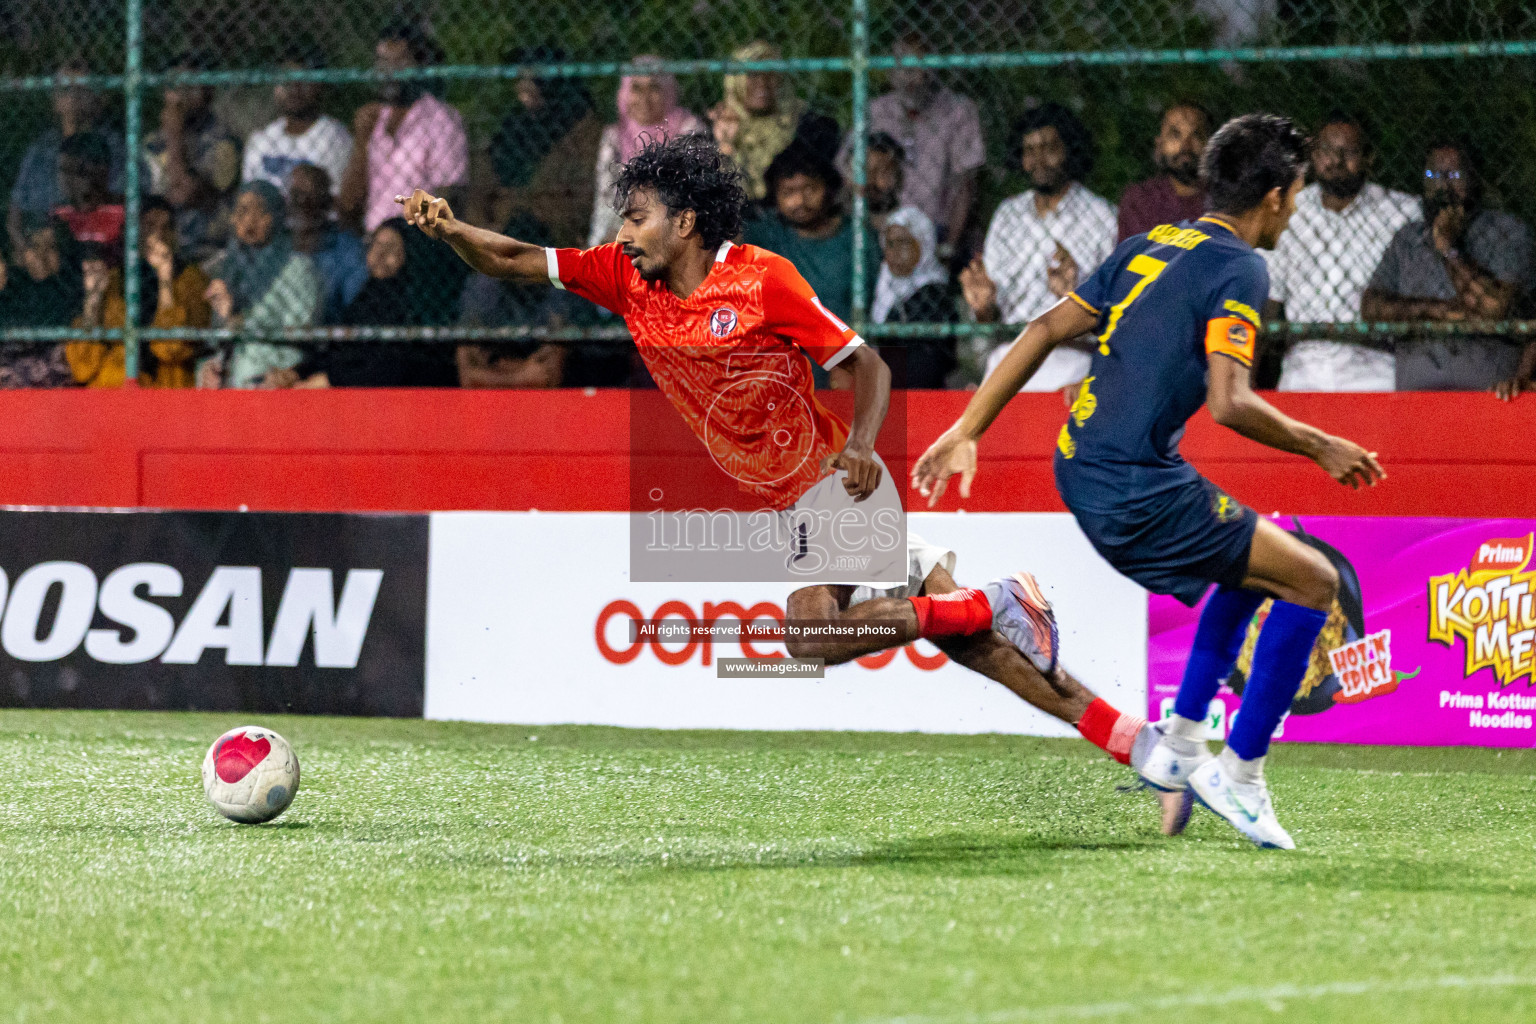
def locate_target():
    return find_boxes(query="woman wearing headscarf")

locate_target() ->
[277,218,458,387]
[871,206,957,388]
[66,196,212,388]
[200,181,321,388]
[0,218,82,387]
[587,56,706,246]
[482,46,603,248]
[708,41,840,204]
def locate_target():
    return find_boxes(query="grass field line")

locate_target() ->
[863,973,1536,1023]
[1319,767,1461,778]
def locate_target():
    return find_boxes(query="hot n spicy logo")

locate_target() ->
[1327,630,1395,703]
[1429,534,1536,686]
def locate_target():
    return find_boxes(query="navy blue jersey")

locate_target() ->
[1053,217,1267,510]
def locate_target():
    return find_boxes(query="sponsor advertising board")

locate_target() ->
[14,505,1532,747]
[425,511,1147,734]
[0,510,427,715]
[1149,516,1536,748]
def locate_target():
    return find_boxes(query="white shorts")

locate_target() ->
[848,531,956,605]
[783,452,910,588]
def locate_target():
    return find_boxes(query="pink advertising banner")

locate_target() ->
[1148,517,1536,748]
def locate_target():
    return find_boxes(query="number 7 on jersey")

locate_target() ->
[1095,254,1168,355]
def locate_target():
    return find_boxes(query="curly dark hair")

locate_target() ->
[1008,102,1096,182]
[1201,113,1308,214]
[612,133,748,251]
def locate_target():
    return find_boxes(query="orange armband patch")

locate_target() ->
[1205,316,1256,367]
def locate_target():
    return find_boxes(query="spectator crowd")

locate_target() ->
[2,22,1533,396]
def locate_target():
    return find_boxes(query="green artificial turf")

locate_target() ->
[1,710,1534,1023]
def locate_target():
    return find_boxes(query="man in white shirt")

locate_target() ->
[1264,113,1419,391]
[241,49,352,198]
[960,103,1117,392]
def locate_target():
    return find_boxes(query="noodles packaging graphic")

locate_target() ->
[1224,519,1411,715]
[1149,517,1536,748]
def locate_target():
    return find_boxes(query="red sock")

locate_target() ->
[1076,698,1146,766]
[908,588,993,638]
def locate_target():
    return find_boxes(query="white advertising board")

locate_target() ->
[425,512,1146,735]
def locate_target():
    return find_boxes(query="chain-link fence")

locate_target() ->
[0,0,1533,390]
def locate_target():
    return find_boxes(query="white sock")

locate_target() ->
[1219,746,1265,786]
[1162,713,1205,755]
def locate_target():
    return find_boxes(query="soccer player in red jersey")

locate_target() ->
[397,135,1180,826]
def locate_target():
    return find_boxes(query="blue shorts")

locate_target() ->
[1062,474,1258,606]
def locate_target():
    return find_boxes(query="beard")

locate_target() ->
[1029,172,1069,197]
[1318,171,1366,201]
[1159,152,1201,186]
[626,249,665,282]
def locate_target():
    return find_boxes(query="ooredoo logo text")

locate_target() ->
[594,599,947,670]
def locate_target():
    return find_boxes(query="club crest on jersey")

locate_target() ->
[709,307,739,337]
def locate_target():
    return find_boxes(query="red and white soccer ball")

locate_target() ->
[201,726,300,823]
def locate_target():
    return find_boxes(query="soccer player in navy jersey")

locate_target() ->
[914,114,1385,848]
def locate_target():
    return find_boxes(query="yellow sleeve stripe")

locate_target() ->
[1067,292,1099,315]
[1222,299,1262,328]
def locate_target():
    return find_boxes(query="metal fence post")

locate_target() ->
[122,0,144,383]
[849,0,869,331]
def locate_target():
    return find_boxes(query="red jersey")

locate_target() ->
[548,241,864,510]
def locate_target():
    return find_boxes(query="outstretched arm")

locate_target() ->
[1206,353,1385,489]
[395,189,550,283]
[911,297,1097,505]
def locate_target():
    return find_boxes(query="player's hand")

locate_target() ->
[1314,435,1385,490]
[395,189,456,240]
[821,444,882,502]
[911,427,978,508]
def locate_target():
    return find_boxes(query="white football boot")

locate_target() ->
[1130,721,1202,835]
[1134,720,1213,792]
[1188,755,1295,850]
[983,572,1058,676]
